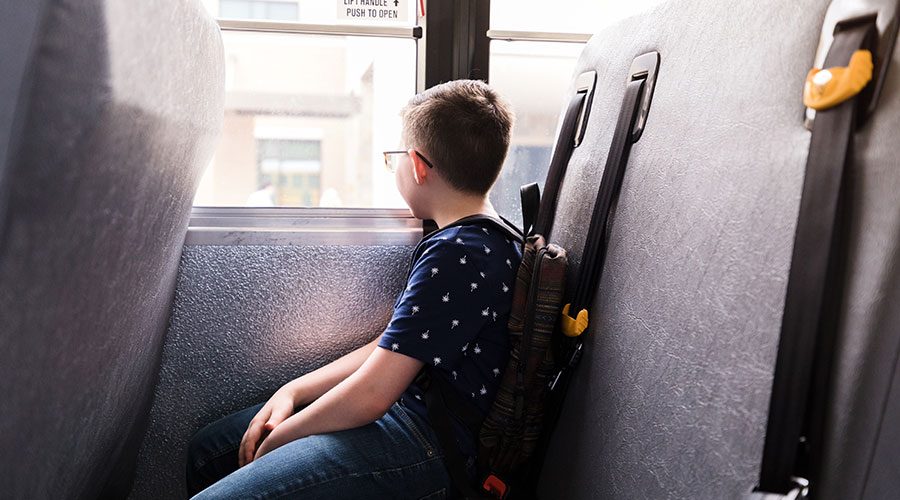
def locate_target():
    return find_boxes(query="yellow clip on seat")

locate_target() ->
[560,304,589,337]
[803,49,873,111]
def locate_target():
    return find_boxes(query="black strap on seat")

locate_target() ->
[533,71,596,238]
[533,52,660,489]
[520,183,541,238]
[754,18,877,497]
[569,77,644,315]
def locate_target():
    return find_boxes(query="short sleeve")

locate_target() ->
[378,236,490,370]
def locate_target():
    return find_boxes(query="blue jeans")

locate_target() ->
[186,399,453,499]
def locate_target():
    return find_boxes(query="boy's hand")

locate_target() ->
[238,388,296,467]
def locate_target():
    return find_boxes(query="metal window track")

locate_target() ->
[487,29,591,43]
[187,207,423,246]
[218,19,422,39]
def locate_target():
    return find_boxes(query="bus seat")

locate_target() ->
[0,0,224,498]
[537,0,900,498]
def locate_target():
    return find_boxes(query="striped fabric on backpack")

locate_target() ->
[477,234,566,473]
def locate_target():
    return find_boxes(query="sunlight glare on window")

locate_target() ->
[491,0,669,34]
[193,31,415,208]
[489,41,582,225]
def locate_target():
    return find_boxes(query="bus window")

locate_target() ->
[194,0,417,209]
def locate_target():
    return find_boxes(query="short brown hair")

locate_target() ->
[401,80,514,195]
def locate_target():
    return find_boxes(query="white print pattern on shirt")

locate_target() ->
[386,226,519,414]
[482,227,489,234]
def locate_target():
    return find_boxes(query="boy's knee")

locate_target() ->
[184,403,265,495]
[185,430,208,494]
[185,427,209,471]
[185,422,228,495]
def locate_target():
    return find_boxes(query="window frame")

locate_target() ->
[188,206,421,246]
[193,0,590,233]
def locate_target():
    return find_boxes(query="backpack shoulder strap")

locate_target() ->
[416,369,486,498]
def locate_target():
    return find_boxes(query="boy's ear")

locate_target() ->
[408,149,429,185]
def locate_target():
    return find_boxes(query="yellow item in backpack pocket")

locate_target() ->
[803,50,873,111]
[560,304,589,337]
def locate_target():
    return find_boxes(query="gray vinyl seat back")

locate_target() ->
[0,0,224,498]
[537,0,900,498]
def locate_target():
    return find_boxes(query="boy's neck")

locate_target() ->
[431,195,498,229]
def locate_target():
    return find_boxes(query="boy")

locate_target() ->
[186,79,520,499]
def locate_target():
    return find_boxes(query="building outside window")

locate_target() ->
[255,138,322,206]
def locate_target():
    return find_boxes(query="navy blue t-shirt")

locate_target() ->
[378,220,523,457]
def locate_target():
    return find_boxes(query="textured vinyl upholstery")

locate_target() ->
[0,0,224,498]
[129,244,413,499]
[536,0,900,498]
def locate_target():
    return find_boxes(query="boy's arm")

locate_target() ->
[282,335,381,406]
[237,335,382,466]
[253,346,423,460]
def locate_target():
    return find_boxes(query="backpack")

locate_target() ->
[476,230,568,497]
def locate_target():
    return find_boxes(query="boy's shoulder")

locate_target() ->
[415,222,521,273]
[424,223,517,252]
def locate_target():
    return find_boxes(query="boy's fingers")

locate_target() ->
[266,407,292,429]
[240,422,262,467]
[238,435,248,467]
[239,407,271,467]
[242,438,254,466]
[238,430,246,466]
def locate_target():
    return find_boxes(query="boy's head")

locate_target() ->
[397,80,514,201]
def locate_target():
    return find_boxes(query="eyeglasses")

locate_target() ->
[383,150,435,173]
